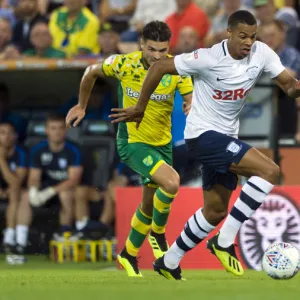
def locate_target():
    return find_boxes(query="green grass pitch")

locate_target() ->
[0,255,299,300]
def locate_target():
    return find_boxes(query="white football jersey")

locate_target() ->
[174,40,285,139]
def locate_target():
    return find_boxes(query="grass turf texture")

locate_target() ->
[0,255,299,300]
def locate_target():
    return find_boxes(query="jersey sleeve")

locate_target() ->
[16,148,27,168]
[102,54,126,80]
[29,147,42,169]
[174,49,215,76]
[67,144,81,167]
[176,75,193,96]
[262,43,285,78]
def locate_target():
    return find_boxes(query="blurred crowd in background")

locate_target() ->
[1,0,300,256]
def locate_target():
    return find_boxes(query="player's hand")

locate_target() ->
[109,106,145,129]
[294,80,300,91]
[38,187,56,203]
[29,187,43,207]
[182,102,192,116]
[65,105,86,128]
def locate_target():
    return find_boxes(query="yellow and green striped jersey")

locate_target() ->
[102,51,193,146]
[49,7,99,57]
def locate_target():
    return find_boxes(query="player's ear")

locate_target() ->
[140,38,145,50]
[227,28,232,39]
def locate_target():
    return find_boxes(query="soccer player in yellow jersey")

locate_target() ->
[66,21,193,277]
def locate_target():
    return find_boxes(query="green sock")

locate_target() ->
[152,188,176,234]
[125,207,152,256]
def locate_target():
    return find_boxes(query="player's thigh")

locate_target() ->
[186,130,252,174]
[229,147,280,184]
[118,141,178,189]
[58,189,75,211]
[86,187,103,202]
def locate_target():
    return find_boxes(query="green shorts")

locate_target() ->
[117,140,172,187]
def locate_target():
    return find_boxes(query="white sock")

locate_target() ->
[16,224,29,247]
[3,228,15,246]
[76,217,88,231]
[218,176,274,248]
[164,208,215,269]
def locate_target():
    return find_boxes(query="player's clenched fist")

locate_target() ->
[66,104,86,128]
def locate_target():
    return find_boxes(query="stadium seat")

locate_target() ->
[80,120,115,188]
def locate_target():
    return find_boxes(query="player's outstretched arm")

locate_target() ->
[66,63,105,128]
[137,57,178,112]
[274,69,300,99]
[110,57,178,126]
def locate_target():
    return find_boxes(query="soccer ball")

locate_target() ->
[262,242,300,279]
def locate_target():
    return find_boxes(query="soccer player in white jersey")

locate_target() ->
[110,10,300,280]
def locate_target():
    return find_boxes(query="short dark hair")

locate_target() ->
[142,21,172,42]
[46,113,65,123]
[228,10,257,29]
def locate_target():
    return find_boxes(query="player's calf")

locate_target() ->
[163,208,215,270]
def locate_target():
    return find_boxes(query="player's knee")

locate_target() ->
[160,171,180,195]
[260,163,280,184]
[59,189,74,202]
[203,206,228,226]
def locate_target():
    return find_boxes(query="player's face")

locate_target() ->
[0,125,16,148]
[227,23,257,59]
[141,39,169,68]
[46,120,66,144]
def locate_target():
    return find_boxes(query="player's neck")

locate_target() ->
[68,9,81,19]
[142,56,150,70]
[227,41,243,60]
[36,47,48,57]
[48,141,65,153]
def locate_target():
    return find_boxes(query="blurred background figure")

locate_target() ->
[259,19,300,142]
[13,114,82,263]
[166,0,210,54]
[174,26,199,54]
[97,22,121,58]
[23,21,66,58]
[0,0,16,27]
[74,185,113,239]
[0,83,28,142]
[194,0,221,19]
[12,0,47,51]
[254,0,277,26]
[120,0,176,42]
[204,0,249,47]
[255,0,300,48]
[0,17,12,55]
[99,0,137,34]
[49,0,99,57]
[275,6,300,48]
[0,17,20,59]
[0,122,27,262]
